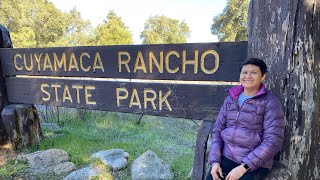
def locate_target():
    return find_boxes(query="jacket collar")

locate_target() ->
[227,83,267,100]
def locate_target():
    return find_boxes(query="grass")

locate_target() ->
[8,110,200,179]
[0,160,28,179]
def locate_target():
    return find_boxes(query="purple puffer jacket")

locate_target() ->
[208,84,285,171]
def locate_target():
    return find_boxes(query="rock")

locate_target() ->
[64,166,99,180]
[264,161,292,180]
[41,123,62,132]
[131,150,173,180]
[16,148,76,175]
[53,162,77,175]
[91,149,129,171]
[64,165,110,180]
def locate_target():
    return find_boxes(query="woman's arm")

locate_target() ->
[208,97,228,165]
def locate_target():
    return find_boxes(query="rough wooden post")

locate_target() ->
[1,104,41,149]
[248,1,320,179]
[192,120,214,180]
[0,25,41,149]
[0,24,12,144]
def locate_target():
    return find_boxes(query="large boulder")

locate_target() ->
[91,149,129,171]
[131,150,173,180]
[64,165,112,180]
[41,122,63,139]
[41,123,62,132]
[16,148,76,175]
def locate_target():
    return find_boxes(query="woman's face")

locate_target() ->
[240,64,265,90]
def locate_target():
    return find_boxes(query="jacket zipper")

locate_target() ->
[226,87,266,160]
[230,97,251,159]
[230,101,240,159]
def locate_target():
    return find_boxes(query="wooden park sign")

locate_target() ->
[0,42,247,120]
[0,41,248,180]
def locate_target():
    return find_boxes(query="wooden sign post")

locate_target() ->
[0,42,247,119]
[0,25,12,143]
[0,41,247,179]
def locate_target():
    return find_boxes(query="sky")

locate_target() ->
[48,0,227,44]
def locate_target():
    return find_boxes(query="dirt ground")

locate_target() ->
[0,143,16,167]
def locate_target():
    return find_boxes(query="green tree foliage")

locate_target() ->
[0,0,66,47]
[57,8,95,46]
[211,0,249,42]
[0,0,93,47]
[95,10,133,45]
[10,26,37,48]
[0,0,38,47]
[140,15,190,44]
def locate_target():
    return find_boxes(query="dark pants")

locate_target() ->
[206,156,269,180]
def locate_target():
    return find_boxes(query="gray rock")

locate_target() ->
[53,162,78,175]
[41,123,62,131]
[64,165,105,180]
[91,149,129,171]
[131,150,173,180]
[17,149,76,175]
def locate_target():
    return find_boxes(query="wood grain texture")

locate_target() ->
[1,104,41,149]
[248,0,320,179]
[5,77,230,120]
[192,120,214,180]
[0,42,247,81]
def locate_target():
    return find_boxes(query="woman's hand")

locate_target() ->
[211,163,224,180]
[226,165,247,180]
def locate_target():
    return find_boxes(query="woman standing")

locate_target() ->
[206,58,285,180]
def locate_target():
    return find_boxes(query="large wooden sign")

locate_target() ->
[0,42,246,80]
[5,78,230,120]
[0,42,247,120]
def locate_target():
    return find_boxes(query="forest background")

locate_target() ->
[0,0,249,179]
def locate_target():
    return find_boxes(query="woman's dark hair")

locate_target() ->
[239,58,267,75]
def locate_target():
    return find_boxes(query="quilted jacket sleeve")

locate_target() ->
[208,97,228,165]
[242,94,285,171]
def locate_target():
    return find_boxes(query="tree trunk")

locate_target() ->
[191,120,213,180]
[1,104,42,149]
[248,1,320,179]
[0,24,11,144]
